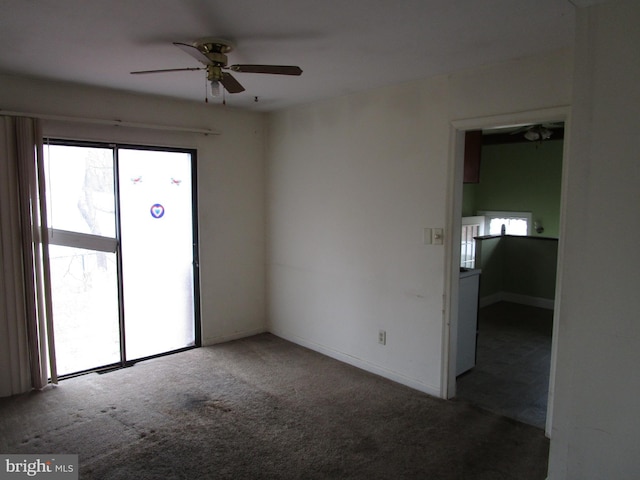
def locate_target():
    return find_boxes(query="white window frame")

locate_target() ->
[478,210,532,236]
[460,216,485,268]
[48,228,118,253]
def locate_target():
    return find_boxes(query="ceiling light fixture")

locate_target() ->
[524,126,553,142]
[210,80,221,97]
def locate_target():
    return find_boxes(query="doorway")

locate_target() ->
[445,107,569,435]
[44,140,201,376]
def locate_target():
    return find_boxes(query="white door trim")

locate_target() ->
[442,106,571,438]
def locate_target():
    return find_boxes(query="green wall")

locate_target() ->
[476,236,558,301]
[475,236,503,298]
[463,139,563,238]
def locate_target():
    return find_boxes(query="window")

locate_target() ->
[461,216,485,268]
[478,211,532,236]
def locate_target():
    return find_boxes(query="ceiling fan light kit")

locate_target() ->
[131,37,302,100]
[209,79,221,97]
[507,123,563,143]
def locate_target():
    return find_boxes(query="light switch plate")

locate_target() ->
[423,228,433,245]
[432,228,444,245]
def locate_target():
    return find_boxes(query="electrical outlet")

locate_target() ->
[378,329,386,345]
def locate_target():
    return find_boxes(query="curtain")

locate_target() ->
[0,116,57,397]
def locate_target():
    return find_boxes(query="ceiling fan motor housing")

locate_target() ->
[203,51,228,65]
[206,65,223,82]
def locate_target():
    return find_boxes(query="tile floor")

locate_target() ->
[455,301,553,429]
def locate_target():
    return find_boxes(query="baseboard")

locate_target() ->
[480,291,554,310]
[270,329,442,398]
[479,292,504,308]
[202,327,268,346]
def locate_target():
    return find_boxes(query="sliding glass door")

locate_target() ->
[44,141,199,376]
[118,148,197,361]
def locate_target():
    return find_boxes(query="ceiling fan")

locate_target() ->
[510,123,564,142]
[131,37,303,98]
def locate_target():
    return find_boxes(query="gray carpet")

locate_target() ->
[0,334,549,479]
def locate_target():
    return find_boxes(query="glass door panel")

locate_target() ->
[118,148,196,360]
[48,245,120,375]
[45,145,116,237]
[44,143,120,375]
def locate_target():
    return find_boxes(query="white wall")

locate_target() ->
[548,1,640,478]
[0,74,267,348]
[266,49,572,395]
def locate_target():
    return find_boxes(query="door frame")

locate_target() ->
[441,106,571,437]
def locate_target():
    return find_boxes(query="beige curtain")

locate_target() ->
[0,116,57,397]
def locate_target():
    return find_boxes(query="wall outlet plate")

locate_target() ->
[378,330,386,345]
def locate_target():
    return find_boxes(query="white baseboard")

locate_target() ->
[202,327,267,346]
[479,292,504,308]
[270,329,442,398]
[480,291,554,310]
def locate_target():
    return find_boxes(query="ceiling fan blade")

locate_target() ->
[130,67,204,74]
[173,41,212,66]
[220,72,246,94]
[228,64,302,76]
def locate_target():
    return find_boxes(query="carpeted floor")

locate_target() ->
[0,334,549,479]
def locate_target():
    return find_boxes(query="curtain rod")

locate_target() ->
[0,109,221,136]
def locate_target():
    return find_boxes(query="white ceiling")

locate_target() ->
[0,0,576,112]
